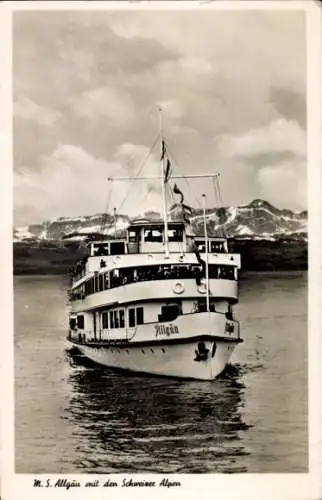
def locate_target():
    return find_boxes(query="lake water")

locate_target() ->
[14,272,307,473]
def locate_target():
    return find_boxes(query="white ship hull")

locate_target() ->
[67,335,240,380]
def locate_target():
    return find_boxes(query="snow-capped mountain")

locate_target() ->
[13,199,307,243]
[189,199,307,241]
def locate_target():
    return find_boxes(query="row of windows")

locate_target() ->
[70,237,228,282]
[71,241,227,284]
[195,240,227,253]
[71,307,144,331]
[140,227,183,243]
[91,227,184,256]
[70,264,237,300]
[70,301,232,332]
[102,306,144,329]
[93,242,126,257]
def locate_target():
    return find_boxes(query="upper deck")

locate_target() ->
[70,219,240,286]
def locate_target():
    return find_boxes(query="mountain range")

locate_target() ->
[14,199,307,243]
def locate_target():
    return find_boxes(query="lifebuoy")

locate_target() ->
[173,281,184,294]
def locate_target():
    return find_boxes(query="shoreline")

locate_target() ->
[13,238,307,275]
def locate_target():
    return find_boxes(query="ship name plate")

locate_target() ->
[154,324,179,337]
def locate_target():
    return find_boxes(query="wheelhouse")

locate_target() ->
[127,219,187,254]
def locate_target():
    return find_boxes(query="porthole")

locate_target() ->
[162,348,165,353]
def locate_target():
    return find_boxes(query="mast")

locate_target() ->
[202,194,210,313]
[159,107,169,257]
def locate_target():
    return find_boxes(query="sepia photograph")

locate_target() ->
[2,1,322,497]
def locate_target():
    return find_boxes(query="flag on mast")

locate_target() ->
[161,140,171,183]
[160,140,166,161]
[164,159,171,183]
[173,183,184,204]
[172,183,193,221]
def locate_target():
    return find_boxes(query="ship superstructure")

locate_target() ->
[67,118,242,380]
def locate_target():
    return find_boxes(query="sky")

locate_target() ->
[13,8,306,226]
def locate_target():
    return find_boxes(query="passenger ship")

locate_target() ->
[67,127,243,380]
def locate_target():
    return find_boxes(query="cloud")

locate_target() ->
[14,143,163,225]
[257,159,306,210]
[12,9,306,223]
[270,87,306,128]
[217,118,306,159]
[69,86,136,127]
[109,10,305,93]
[14,97,62,126]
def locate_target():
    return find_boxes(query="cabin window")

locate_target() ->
[129,308,136,327]
[197,299,216,313]
[110,269,120,288]
[104,272,109,290]
[208,265,235,280]
[159,304,181,322]
[93,244,108,256]
[210,241,225,253]
[77,315,84,329]
[168,227,183,242]
[110,242,125,255]
[102,312,109,329]
[114,310,119,328]
[136,307,144,325]
[144,227,163,242]
[196,240,206,252]
[218,265,235,280]
[119,309,125,328]
[94,275,99,293]
[128,230,138,243]
[209,265,219,279]
[109,311,114,329]
[99,274,104,292]
[69,317,77,330]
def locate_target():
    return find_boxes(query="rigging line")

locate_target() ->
[215,174,224,208]
[165,142,202,210]
[212,175,220,208]
[212,176,222,237]
[117,134,161,215]
[100,180,113,233]
[139,182,155,212]
[212,175,226,238]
